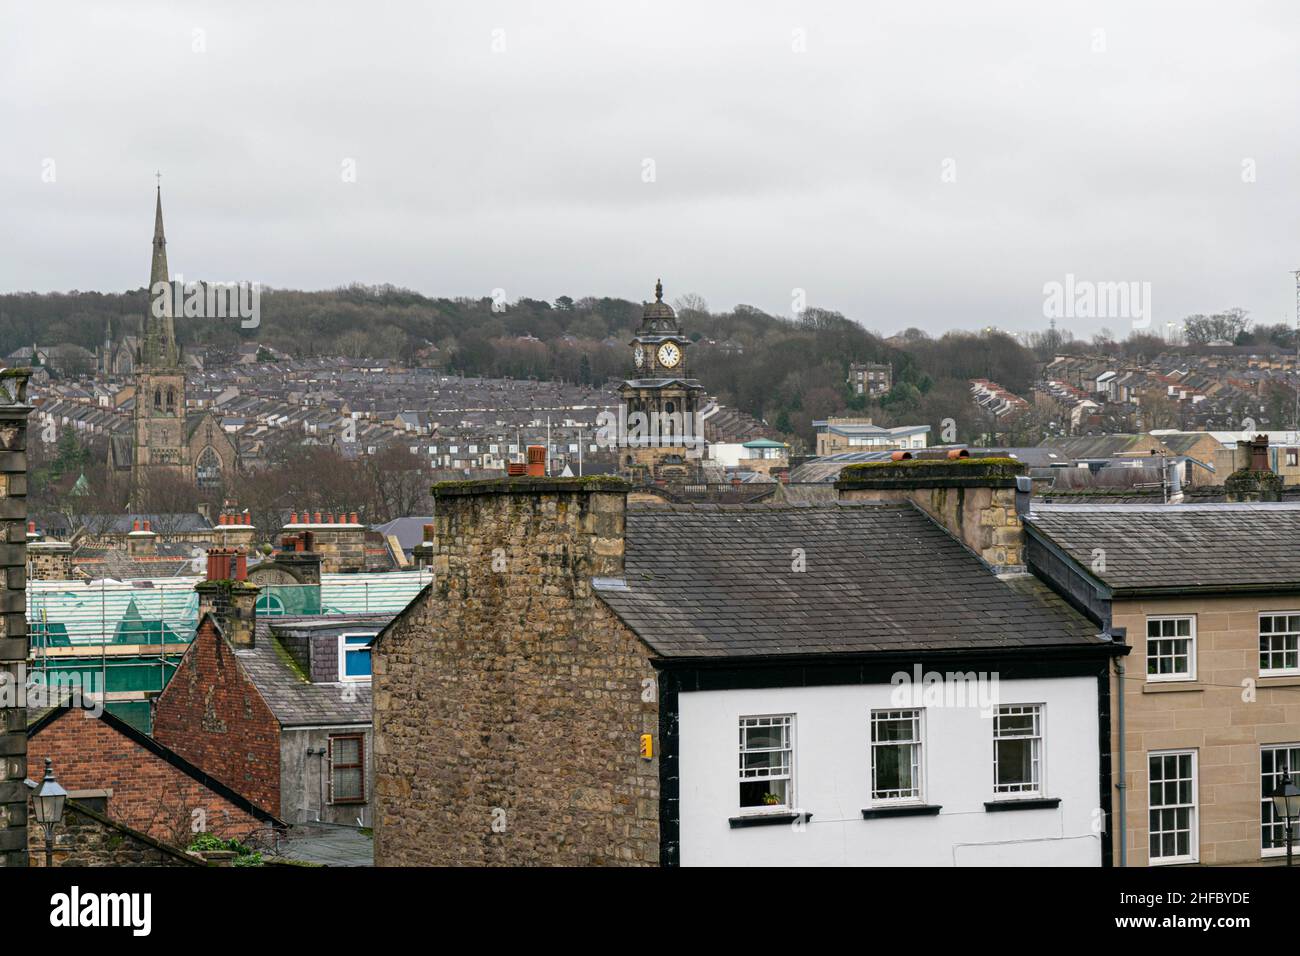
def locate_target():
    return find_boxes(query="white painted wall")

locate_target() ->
[709,442,745,467]
[677,676,1101,866]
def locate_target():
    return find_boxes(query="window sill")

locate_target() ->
[984,797,1060,812]
[1142,681,1203,694]
[1258,675,1300,687]
[860,804,941,820]
[728,811,812,829]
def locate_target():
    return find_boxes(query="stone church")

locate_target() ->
[110,186,239,505]
[618,280,706,483]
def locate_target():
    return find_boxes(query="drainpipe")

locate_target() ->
[1111,626,1128,867]
[308,747,327,822]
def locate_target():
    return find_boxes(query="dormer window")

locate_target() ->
[339,632,373,681]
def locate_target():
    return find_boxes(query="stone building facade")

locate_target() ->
[0,370,30,867]
[372,477,660,866]
[617,280,706,484]
[115,187,238,505]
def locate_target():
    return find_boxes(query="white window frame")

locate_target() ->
[1146,615,1197,683]
[1261,743,1300,858]
[736,714,795,816]
[1148,749,1199,865]
[870,708,924,804]
[993,703,1043,797]
[337,632,373,682]
[1259,612,1300,677]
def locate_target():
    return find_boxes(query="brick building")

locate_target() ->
[27,704,280,846]
[154,586,385,826]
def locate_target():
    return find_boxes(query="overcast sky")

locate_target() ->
[3,1,1298,339]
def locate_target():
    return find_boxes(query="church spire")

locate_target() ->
[142,178,179,368]
[150,177,169,290]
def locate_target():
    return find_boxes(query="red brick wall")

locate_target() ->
[153,618,282,815]
[29,710,267,846]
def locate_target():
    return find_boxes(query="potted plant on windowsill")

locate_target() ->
[762,793,782,807]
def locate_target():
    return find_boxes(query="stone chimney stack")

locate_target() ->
[426,476,627,585]
[836,457,1029,572]
[372,474,640,867]
[411,523,435,569]
[215,509,256,551]
[0,368,32,866]
[195,548,260,647]
[267,530,323,585]
[282,509,365,572]
[127,518,158,556]
[1226,435,1282,502]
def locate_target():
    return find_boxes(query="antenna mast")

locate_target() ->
[1294,269,1300,440]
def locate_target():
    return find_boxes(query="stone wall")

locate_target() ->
[372,477,660,866]
[28,799,201,867]
[153,617,282,814]
[281,522,365,572]
[27,541,72,581]
[836,458,1027,570]
[0,379,30,867]
[1110,594,1300,866]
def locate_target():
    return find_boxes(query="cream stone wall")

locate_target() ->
[1110,594,1300,866]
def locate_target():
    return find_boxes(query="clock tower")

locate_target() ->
[618,279,706,482]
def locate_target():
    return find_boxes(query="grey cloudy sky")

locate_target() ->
[3,0,1298,339]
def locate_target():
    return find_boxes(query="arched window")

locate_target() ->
[255,591,286,617]
[166,387,176,410]
[196,446,222,489]
[154,388,162,409]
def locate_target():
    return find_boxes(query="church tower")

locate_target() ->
[618,279,706,482]
[131,185,188,504]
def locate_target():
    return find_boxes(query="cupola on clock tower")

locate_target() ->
[618,279,706,482]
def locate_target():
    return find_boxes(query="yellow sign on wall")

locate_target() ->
[639,733,653,760]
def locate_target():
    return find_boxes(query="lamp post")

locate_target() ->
[32,757,67,867]
[1271,773,1300,867]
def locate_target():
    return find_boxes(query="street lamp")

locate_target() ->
[1271,774,1300,866]
[32,757,67,867]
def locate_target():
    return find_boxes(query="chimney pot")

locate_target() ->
[143,520,151,532]
[133,519,141,532]
[350,511,359,524]
[526,445,546,477]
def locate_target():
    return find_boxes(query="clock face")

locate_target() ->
[633,344,645,368]
[657,342,682,369]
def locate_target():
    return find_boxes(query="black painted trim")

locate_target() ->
[657,648,1117,697]
[728,811,813,829]
[658,669,681,867]
[860,804,941,819]
[984,797,1061,812]
[1098,660,1114,868]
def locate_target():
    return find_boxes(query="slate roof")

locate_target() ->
[593,502,1103,659]
[1024,503,1300,594]
[235,615,392,727]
